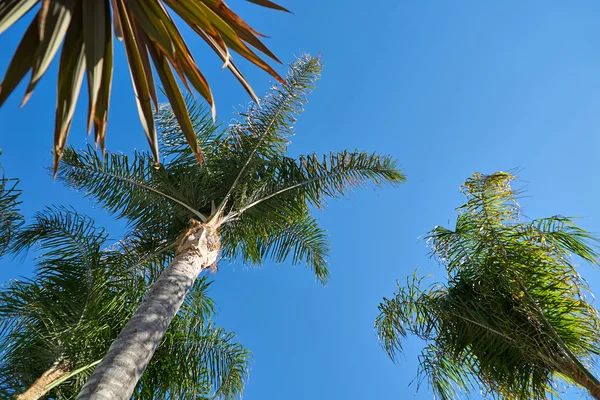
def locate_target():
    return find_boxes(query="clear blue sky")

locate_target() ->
[2,1,600,398]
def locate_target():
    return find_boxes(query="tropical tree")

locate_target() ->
[0,0,289,172]
[0,163,23,255]
[56,55,406,399]
[376,172,600,400]
[0,208,250,400]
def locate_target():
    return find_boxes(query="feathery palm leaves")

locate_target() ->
[0,0,288,172]
[0,208,250,399]
[376,172,600,400]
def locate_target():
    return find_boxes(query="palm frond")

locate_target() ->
[57,145,207,226]
[156,95,224,168]
[0,0,289,171]
[229,150,405,220]
[222,209,330,282]
[214,54,322,218]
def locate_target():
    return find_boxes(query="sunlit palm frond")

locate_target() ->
[0,0,289,171]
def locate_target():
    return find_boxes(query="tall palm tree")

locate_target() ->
[0,208,250,399]
[56,55,406,399]
[0,0,289,172]
[376,172,600,400]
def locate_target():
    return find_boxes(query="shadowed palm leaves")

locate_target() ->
[0,0,289,172]
[56,55,406,399]
[0,208,249,399]
[0,169,23,256]
[376,172,600,400]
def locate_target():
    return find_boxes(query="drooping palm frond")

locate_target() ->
[0,0,289,172]
[376,172,600,400]
[0,208,250,399]
[221,207,330,282]
[56,55,406,284]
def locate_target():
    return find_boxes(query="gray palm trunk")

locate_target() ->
[16,360,72,400]
[77,221,220,400]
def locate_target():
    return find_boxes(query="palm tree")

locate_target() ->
[0,0,289,172]
[0,166,23,255]
[376,172,600,400]
[56,55,406,399]
[0,208,250,399]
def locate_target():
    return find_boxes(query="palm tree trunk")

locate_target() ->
[77,221,220,400]
[16,360,72,400]
[558,358,600,400]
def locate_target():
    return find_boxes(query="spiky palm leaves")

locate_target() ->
[0,208,250,399]
[376,172,600,400]
[0,0,288,172]
[57,55,406,284]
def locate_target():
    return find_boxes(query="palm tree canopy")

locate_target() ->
[56,55,406,284]
[0,208,250,399]
[376,172,600,400]
[0,0,289,173]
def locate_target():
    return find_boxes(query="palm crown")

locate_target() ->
[376,172,600,400]
[57,55,406,283]
[0,0,288,172]
[0,208,250,399]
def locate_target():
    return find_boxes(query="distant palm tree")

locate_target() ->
[57,55,406,399]
[0,0,289,171]
[376,172,600,400]
[0,165,22,255]
[0,208,250,400]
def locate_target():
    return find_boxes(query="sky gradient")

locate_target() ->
[2,1,600,398]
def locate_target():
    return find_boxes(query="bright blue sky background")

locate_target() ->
[2,1,600,398]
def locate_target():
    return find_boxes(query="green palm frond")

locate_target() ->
[57,55,406,285]
[377,172,600,400]
[222,208,330,282]
[213,54,322,218]
[157,95,225,167]
[0,0,289,172]
[229,150,405,220]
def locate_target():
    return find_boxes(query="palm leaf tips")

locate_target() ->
[0,0,289,174]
